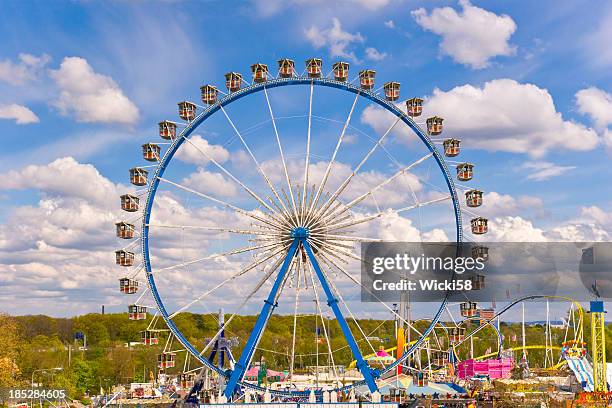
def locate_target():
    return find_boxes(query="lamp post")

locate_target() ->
[31,368,62,407]
[31,367,63,388]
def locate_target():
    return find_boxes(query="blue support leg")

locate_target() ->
[223,238,300,400]
[302,239,379,393]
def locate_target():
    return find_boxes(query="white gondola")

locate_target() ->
[120,194,139,212]
[200,85,218,105]
[115,250,135,267]
[359,69,375,90]
[277,58,295,78]
[457,162,474,181]
[159,120,177,140]
[116,221,135,239]
[251,63,268,83]
[306,58,322,78]
[119,277,138,293]
[406,97,423,117]
[383,82,400,101]
[142,143,160,162]
[178,101,197,121]
[332,61,349,82]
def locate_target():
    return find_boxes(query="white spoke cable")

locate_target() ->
[182,136,285,223]
[319,153,433,223]
[307,261,341,387]
[146,223,282,237]
[312,251,380,361]
[304,91,360,226]
[219,105,294,225]
[169,244,290,318]
[158,177,285,231]
[312,243,423,336]
[264,86,300,225]
[198,254,286,357]
[156,241,283,273]
[301,81,314,225]
[315,116,402,219]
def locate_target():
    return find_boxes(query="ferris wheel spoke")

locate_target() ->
[264,85,300,225]
[312,250,380,361]
[304,91,360,226]
[181,136,287,224]
[315,233,385,243]
[301,81,314,225]
[301,239,378,392]
[310,240,423,337]
[155,241,284,273]
[314,116,402,221]
[288,257,301,387]
[158,177,287,231]
[318,153,433,224]
[306,261,341,386]
[200,251,288,360]
[219,105,295,225]
[146,223,282,237]
[168,243,291,318]
[224,239,301,398]
[317,195,452,235]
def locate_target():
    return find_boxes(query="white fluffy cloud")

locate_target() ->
[0,157,119,205]
[412,0,517,69]
[50,57,139,125]
[575,87,612,129]
[0,53,50,84]
[476,205,612,243]
[0,103,39,124]
[176,135,231,166]
[422,79,599,157]
[486,216,547,242]
[305,18,364,62]
[182,168,238,198]
[522,161,576,181]
[365,47,387,61]
[479,191,544,218]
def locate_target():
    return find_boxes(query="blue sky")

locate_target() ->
[0,0,611,322]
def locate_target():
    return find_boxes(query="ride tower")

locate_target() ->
[589,300,607,392]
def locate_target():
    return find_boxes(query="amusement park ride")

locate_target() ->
[112,57,607,404]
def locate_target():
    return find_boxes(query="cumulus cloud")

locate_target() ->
[0,157,119,205]
[365,47,387,61]
[182,168,238,198]
[479,191,544,218]
[0,53,50,84]
[486,216,547,242]
[50,57,139,125]
[421,79,598,157]
[261,158,423,210]
[0,103,39,124]
[176,135,231,166]
[384,20,395,29]
[575,87,612,129]
[522,161,576,181]
[412,0,517,69]
[475,205,612,243]
[305,18,364,62]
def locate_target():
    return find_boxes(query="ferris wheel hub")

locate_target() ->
[290,226,310,239]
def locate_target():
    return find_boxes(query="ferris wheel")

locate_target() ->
[114,57,489,400]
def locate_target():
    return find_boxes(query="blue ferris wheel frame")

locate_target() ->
[141,76,463,398]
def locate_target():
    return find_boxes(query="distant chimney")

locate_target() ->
[101,305,105,315]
